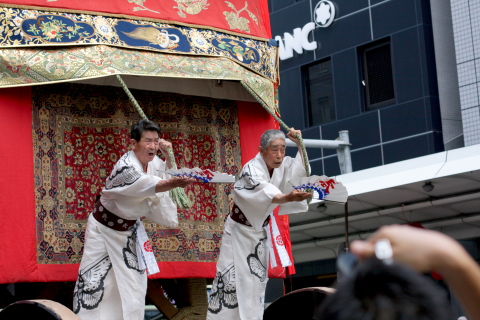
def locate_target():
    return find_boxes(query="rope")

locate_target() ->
[116,74,193,209]
[117,74,311,205]
[116,75,148,120]
[240,82,311,176]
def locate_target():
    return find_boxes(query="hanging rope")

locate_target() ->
[116,74,193,209]
[240,82,311,176]
[116,74,311,206]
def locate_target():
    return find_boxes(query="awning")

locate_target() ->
[291,144,480,263]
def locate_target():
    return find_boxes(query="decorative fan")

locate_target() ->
[163,167,236,183]
[289,175,348,203]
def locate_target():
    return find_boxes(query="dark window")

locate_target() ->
[304,58,335,126]
[361,40,395,110]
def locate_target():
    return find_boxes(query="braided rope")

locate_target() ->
[116,75,148,120]
[240,82,311,176]
[116,74,311,206]
[116,74,193,209]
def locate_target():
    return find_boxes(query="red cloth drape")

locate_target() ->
[0,0,272,39]
[237,101,277,165]
[0,87,38,283]
[0,97,280,283]
[0,87,94,283]
[238,101,295,278]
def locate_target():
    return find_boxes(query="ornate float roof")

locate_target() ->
[0,1,279,111]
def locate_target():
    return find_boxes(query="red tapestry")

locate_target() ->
[0,88,284,284]
[33,83,241,277]
[0,0,272,39]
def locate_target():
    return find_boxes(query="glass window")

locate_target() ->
[304,58,335,127]
[361,40,395,110]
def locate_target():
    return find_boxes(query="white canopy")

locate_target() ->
[291,144,480,263]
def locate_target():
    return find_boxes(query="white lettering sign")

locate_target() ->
[274,0,336,60]
[275,22,317,60]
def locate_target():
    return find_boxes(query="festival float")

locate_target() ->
[0,0,295,318]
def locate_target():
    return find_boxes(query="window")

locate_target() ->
[361,40,395,110]
[304,58,335,126]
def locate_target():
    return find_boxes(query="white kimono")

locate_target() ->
[73,150,177,320]
[207,152,308,320]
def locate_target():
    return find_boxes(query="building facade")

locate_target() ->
[450,0,480,146]
[266,0,480,315]
[269,0,479,177]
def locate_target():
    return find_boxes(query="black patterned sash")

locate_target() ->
[92,200,137,231]
[230,203,270,228]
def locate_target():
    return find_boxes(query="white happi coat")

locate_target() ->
[207,152,308,320]
[73,150,177,320]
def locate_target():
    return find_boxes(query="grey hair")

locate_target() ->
[260,129,286,150]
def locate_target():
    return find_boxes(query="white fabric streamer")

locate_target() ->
[269,213,292,268]
[264,222,277,268]
[135,221,160,275]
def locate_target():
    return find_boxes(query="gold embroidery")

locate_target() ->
[127,0,160,14]
[0,7,278,80]
[122,27,180,49]
[224,1,258,33]
[174,0,210,18]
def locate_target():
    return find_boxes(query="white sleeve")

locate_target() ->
[102,160,161,198]
[100,166,160,219]
[144,157,178,227]
[145,193,178,227]
[101,155,178,224]
[233,160,281,231]
[278,152,309,215]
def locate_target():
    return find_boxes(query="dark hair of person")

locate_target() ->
[318,257,452,320]
[130,119,162,142]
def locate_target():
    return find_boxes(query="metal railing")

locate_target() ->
[286,130,352,174]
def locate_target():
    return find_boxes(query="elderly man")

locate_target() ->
[207,128,312,320]
[73,119,194,320]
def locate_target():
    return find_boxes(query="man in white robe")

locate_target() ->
[73,119,194,320]
[207,128,312,320]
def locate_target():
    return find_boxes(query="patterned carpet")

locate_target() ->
[33,83,242,266]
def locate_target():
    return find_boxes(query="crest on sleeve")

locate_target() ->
[105,166,143,189]
[234,163,260,190]
[73,255,112,313]
[208,263,238,314]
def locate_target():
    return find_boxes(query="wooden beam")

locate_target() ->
[146,279,179,320]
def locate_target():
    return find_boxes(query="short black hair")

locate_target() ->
[318,258,452,320]
[130,119,161,142]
